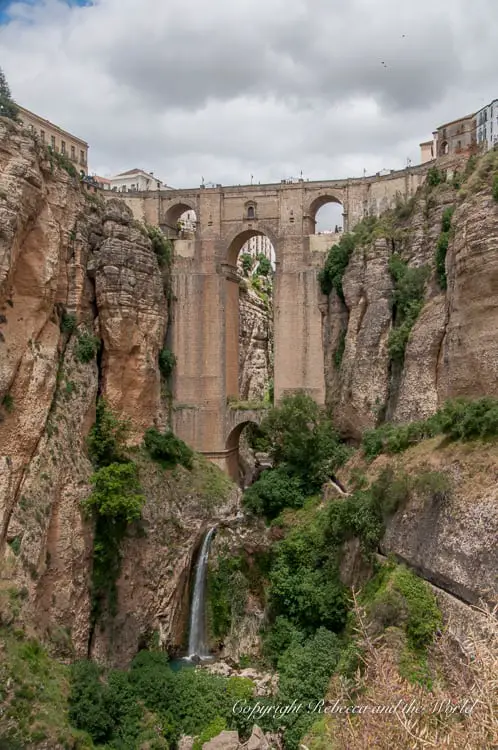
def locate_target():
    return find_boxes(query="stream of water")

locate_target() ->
[186,526,216,660]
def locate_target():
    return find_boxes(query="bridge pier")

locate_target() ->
[127,167,431,479]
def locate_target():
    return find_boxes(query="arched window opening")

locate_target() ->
[164,203,197,238]
[307,195,344,236]
[247,205,255,220]
[225,230,276,405]
[225,421,270,486]
[314,201,344,235]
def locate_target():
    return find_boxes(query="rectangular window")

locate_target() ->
[71,145,76,159]
[79,150,85,164]
[40,129,45,142]
[51,135,56,149]
[61,140,66,154]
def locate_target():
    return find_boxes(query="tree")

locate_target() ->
[0,67,19,122]
[260,392,351,491]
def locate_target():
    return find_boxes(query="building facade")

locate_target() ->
[17,105,88,174]
[435,113,477,157]
[107,168,171,192]
[419,139,435,163]
[475,99,498,151]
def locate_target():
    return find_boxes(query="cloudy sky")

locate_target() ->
[1,0,497,205]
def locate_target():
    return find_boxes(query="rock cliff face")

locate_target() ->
[0,119,239,664]
[238,281,273,401]
[323,168,498,437]
[338,438,498,607]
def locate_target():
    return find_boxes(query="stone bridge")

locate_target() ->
[118,164,430,478]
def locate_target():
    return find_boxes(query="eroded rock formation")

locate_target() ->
[323,174,498,437]
[239,280,273,401]
[0,119,240,664]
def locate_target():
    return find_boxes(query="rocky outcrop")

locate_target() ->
[207,522,270,660]
[239,281,272,401]
[91,458,240,666]
[0,119,240,664]
[200,725,281,750]
[324,174,498,435]
[90,200,168,440]
[339,438,498,607]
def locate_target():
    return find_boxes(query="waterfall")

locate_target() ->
[187,527,216,660]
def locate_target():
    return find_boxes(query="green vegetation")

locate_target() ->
[362,396,498,461]
[82,462,145,525]
[256,254,272,276]
[246,422,272,452]
[207,550,268,642]
[426,166,445,187]
[463,154,478,180]
[84,400,144,624]
[87,398,130,467]
[0,67,19,121]
[158,347,176,378]
[393,193,416,221]
[83,462,145,620]
[75,330,100,363]
[362,416,440,461]
[244,467,306,520]
[1,393,14,413]
[493,173,498,202]
[46,146,79,179]
[193,718,227,750]
[240,252,254,276]
[146,224,173,268]
[226,396,270,410]
[0,626,91,749]
[387,253,430,365]
[60,311,77,333]
[435,205,455,290]
[252,392,351,493]
[360,561,442,686]
[318,232,356,300]
[143,427,194,469]
[8,535,21,556]
[436,396,498,440]
[68,651,254,747]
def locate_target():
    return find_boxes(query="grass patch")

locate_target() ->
[0,625,92,748]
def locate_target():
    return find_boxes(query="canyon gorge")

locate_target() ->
[0,116,497,750]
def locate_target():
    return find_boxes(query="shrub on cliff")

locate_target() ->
[87,398,130,467]
[146,224,173,268]
[493,174,498,202]
[318,232,355,300]
[436,396,498,440]
[75,330,100,363]
[388,254,430,364]
[361,397,498,461]
[143,427,194,469]
[82,462,145,524]
[158,347,176,378]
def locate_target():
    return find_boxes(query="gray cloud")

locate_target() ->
[1,0,497,197]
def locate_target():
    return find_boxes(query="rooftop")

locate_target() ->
[17,105,88,147]
[437,112,475,130]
